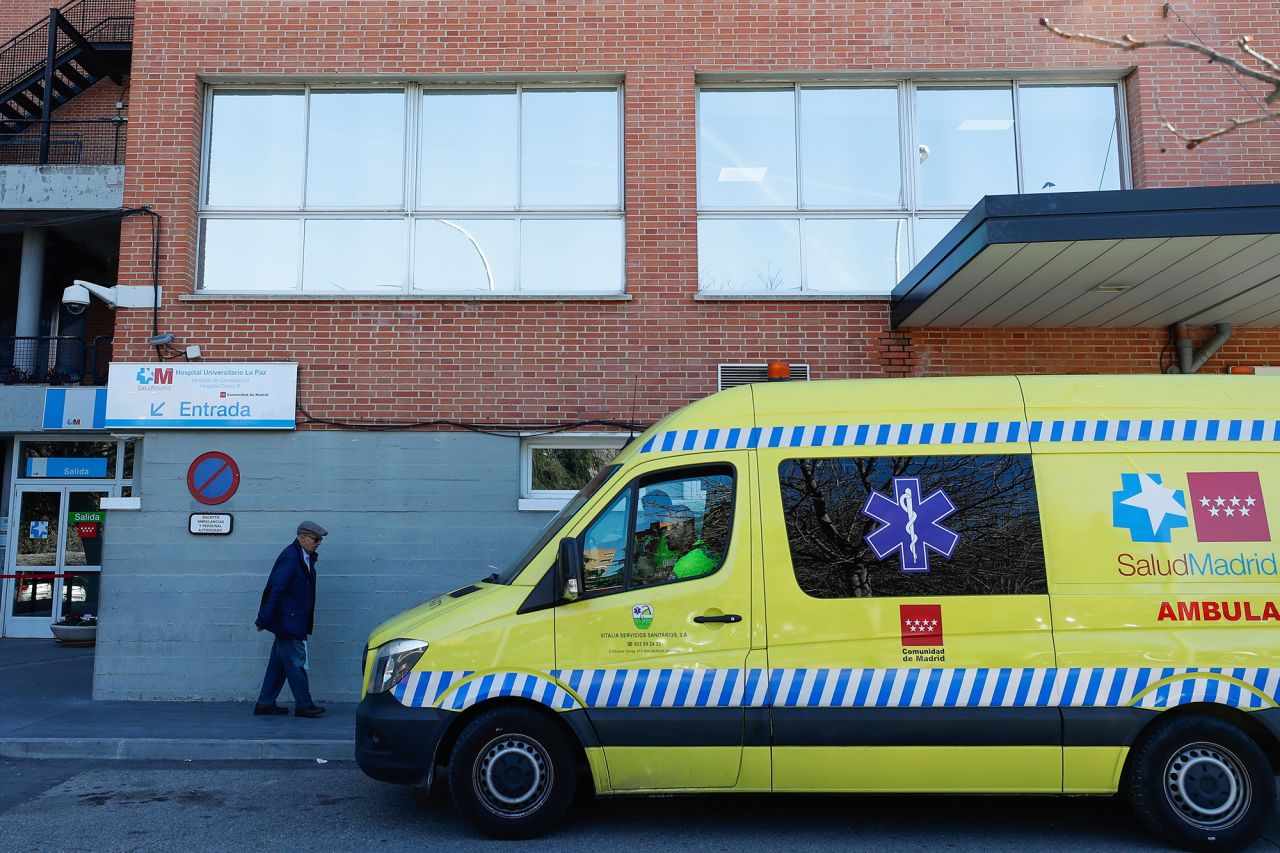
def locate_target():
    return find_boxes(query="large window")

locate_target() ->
[698,82,1124,295]
[199,85,624,294]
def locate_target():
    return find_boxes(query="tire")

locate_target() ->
[1125,714,1275,852]
[447,706,577,840]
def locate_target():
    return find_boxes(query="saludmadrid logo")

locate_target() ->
[1118,551,1279,578]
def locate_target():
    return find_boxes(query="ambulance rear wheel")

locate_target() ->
[1125,715,1273,852]
[448,706,577,839]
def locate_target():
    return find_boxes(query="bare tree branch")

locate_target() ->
[1040,16,1280,148]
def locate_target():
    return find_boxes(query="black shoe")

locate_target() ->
[253,703,289,716]
[295,705,326,718]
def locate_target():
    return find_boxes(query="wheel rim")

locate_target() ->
[1163,741,1252,830]
[472,733,553,819]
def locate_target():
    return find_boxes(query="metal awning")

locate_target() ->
[891,183,1280,329]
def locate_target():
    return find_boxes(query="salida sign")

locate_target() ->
[105,363,298,430]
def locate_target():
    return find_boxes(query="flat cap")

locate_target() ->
[297,520,328,538]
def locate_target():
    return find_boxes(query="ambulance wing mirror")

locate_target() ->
[557,537,584,602]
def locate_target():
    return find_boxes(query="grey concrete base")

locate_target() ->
[0,737,353,761]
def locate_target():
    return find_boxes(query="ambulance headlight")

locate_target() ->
[366,639,428,694]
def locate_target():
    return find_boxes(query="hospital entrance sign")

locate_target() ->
[104,363,298,429]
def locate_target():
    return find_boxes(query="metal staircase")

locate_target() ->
[0,0,133,163]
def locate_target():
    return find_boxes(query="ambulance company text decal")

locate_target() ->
[900,604,945,663]
[1113,470,1277,580]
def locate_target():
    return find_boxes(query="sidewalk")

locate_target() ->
[0,640,354,761]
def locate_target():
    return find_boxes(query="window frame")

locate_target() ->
[197,82,627,296]
[695,78,1129,296]
[574,462,738,600]
[519,434,629,511]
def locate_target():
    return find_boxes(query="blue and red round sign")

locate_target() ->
[187,451,240,505]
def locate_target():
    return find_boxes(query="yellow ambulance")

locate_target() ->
[357,374,1280,849]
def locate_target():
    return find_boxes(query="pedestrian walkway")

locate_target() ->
[0,640,354,761]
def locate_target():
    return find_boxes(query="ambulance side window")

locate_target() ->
[779,454,1047,598]
[582,491,630,594]
[577,464,736,597]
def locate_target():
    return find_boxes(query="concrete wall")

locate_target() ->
[0,386,57,432]
[0,166,125,210]
[93,430,555,701]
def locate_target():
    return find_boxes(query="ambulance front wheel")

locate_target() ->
[447,706,577,839]
[1125,714,1274,852]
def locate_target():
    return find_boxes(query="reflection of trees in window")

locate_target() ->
[780,455,1047,599]
[533,448,619,491]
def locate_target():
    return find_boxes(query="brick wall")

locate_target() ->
[0,1,55,43]
[113,0,1280,428]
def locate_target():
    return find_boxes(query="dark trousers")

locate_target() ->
[257,636,313,707]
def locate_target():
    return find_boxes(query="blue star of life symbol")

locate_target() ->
[861,476,959,573]
[136,367,152,384]
[1112,472,1188,543]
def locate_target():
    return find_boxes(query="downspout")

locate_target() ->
[1165,323,1232,374]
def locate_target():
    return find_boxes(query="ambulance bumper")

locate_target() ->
[355,691,451,785]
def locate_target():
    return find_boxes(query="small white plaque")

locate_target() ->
[189,513,233,535]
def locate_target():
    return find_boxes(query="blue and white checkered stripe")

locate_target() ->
[638,419,1280,453]
[764,667,1279,711]
[396,667,1277,712]
[393,670,581,711]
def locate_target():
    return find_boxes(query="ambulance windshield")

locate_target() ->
[492,464,621,584]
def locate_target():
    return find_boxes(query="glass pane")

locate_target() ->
[420,90,518,208]
[12,572,54,618]
[519,219,623,292]
[302,219,407,292]
[206,90,305,207]
[521,89,620,207]
[306,89,406,207]
[634,473,733,587]
[200,219,301,291]
[916,88,1017,207]
[1019,85,1121,193]
[413,219,516,292]
[19,441,116,478]
[698,218,801,292]
[62,572,99,620]
[14,492,59,617]
[65,492,107,569]
[699,89,797,208]
[915,217,963,261]
[800,88,901,207]
[804,219,909,294]
[123,440,135,480]
[532,447,620,491]
[583,491,630,594]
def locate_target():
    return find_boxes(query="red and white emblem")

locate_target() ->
[900,604,943,646]
[1187,472,1270,542]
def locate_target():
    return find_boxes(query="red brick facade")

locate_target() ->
[93,1,1280,427]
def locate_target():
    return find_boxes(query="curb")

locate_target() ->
[0,738,354,762]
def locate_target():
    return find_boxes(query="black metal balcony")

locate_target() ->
[0,117,126,165]
[0,335,112,385]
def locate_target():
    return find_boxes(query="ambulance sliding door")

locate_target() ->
[758,445,1060,793]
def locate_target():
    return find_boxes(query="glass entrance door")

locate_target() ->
[3,487,109,638]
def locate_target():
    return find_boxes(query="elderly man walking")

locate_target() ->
[253,520,328,718]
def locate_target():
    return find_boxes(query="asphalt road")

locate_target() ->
[2,758,1278,851]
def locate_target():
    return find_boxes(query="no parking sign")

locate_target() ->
[187,452,241,505]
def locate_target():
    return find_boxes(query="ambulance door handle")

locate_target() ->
[694,613,742,624]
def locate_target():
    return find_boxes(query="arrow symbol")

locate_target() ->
[150,402,166,417]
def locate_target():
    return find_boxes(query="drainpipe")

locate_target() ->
[1166,323,1232,374]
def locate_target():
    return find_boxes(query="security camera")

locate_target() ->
[62,284,90,315]
[62,279,121,314]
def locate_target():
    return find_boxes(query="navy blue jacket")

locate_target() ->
[255,540,317,639]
